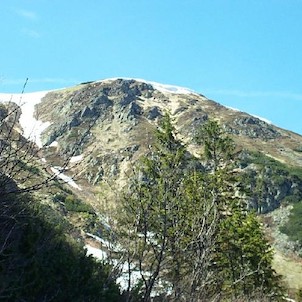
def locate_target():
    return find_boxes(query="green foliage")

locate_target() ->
[118,116,284,301]
[280,201,302,247]
[195,119,235,170]
[297,288,302,301]
[64,194,94,213]
[118,113,189,300]
[217,209,283,299]
[53,193,94,213]
[243,151,302,180]
[240,151,302,213]
[17,159,41,174]
[196,120,284,300]
[0,191,121,301]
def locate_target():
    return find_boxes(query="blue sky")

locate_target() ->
[1,1,302,134]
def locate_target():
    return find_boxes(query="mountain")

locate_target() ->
[1,78,302,295]
[33,79,302,210]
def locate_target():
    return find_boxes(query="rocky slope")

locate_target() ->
[1,78,302,212]
[29,78,302,211]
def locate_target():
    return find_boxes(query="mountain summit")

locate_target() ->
[2,78,302,199]
[1,78,302,197]
[41,79,302,168]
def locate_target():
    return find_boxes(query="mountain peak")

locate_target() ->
[1,78,302,172]
[92,78,198,95]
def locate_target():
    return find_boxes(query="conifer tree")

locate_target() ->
[195,119,284,301]
[118,116,284,301]
[118,113,189,301]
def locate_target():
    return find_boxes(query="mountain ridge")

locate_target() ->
[2,78,302,192]
[33,79,302,210]
[0,78,301,181]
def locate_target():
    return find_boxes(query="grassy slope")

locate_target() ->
[273,251,302,291]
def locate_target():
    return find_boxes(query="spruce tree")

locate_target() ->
[118,113,189,301]
[118,116,284,301]
[195,119,284,301]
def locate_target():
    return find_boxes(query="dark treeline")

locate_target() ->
[0,187,121,301]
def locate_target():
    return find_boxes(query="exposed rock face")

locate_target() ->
[146,106,162,120]
[37,80,156,148]
[228,116,281,139]
[0,104,8,120]
[246,167,302,213]
[29,78,302,212]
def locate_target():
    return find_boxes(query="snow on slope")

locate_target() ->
[85,245,107,260]
[70,154,83,163]
[100,77,197,95]
[0,91,50,147]
[50,167,82,191]
[0,91,83,190]
[145,80,196,95]
[225,105,241,112]
[85,234,170,294]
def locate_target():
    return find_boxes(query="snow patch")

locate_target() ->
[85,244,107,260]
[116,263,142,291]
[86,232,122,253]
[85,234,171,294]
[50,166,82,190]
[85,243,141,290]
[86,233,111,247]
[49,141,59,147]
[224,105,272,125]
[98,214,111,231]
[70,154,83,163]
[0,91,51,147]
[146,81,196,95]
[116,262,170,295]
[225,105,240,112]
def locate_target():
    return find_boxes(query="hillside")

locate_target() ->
[1,78,302,299]
[33,79,302,214]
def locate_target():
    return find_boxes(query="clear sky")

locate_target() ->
[1,0,302,134]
